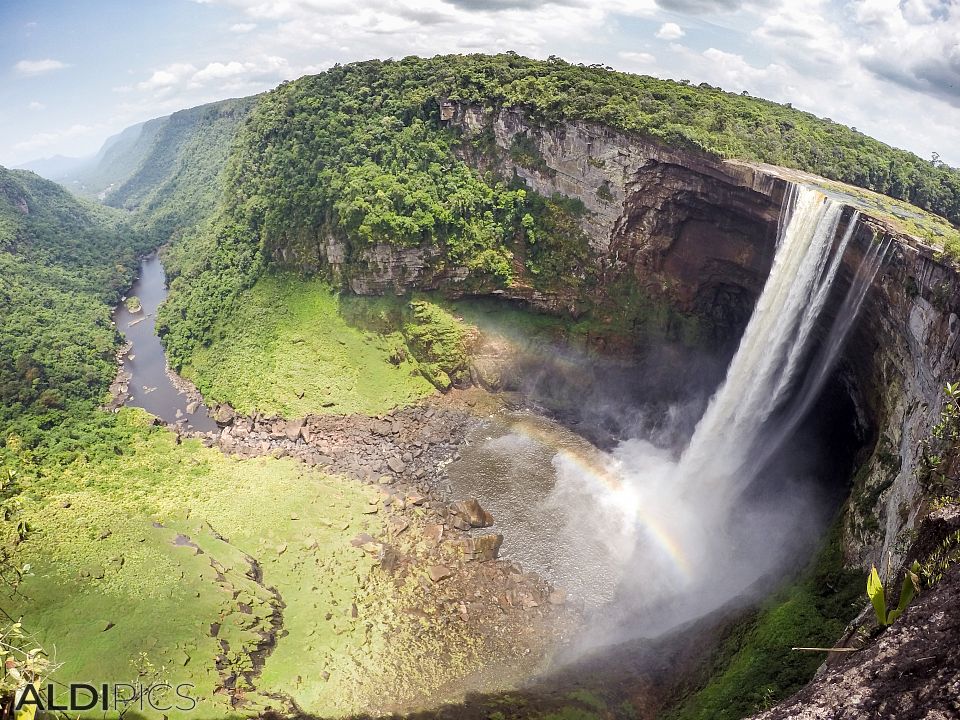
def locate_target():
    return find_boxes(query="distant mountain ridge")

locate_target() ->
[15,154,91,181]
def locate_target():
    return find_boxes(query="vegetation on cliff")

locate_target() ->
[67,98,257,246]
[665,522,862,719]
[152,53,960,377]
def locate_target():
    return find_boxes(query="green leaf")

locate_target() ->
[867,565,887,625]
[887,561,920,624]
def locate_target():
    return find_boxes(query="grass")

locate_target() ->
[662,521,862,720]
[182,273,436,417]
[9,409,387,718]
[178,267,713,422]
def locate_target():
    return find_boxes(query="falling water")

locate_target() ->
[551,183,890,642]
[453,183,890,643]
[677,185,882,505]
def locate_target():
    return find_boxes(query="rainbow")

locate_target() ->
[504,417,694,582]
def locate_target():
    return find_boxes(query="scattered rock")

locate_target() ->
[350,532,375,547]
[284,418,306,442]
[423,524,444,545]
[428,565,452,583]
[214,404,236,426]
[459,533,503,562]
[103,622,115,632]
[386,457,406,474]
[389,517,410,535]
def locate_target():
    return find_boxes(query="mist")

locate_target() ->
[451,185,886,662]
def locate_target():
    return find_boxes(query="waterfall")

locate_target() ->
[558,183,892,645]
[674,184,885,507]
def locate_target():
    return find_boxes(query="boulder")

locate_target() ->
[469,358,503,391]
[459,533,503,562]
[423,524,444,545]
[427,565,452,583]
[451,498,494,528]
[213,404,236,426]
[386,456,406,474]
[284,418,305,442]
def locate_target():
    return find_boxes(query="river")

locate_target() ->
[112,255,218,432]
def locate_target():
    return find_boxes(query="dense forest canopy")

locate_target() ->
[156,53,960,371]
[235,53,960,225]
[431,53,960,222]
[0,167,151,460]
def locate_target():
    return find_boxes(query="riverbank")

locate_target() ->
[9,254,578,717]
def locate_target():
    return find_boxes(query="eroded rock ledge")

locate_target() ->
[750,506,960,720]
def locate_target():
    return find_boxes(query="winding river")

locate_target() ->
[113,255,218,432]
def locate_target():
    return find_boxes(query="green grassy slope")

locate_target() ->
[182,274,437,416]
[11,410,387,718]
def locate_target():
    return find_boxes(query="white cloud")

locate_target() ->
[619,51,657,66]
[27,101,46,111]
[13,124,97,153]
[14,59,68,75]
[656,22,684,39]
[132,56,301,103]
[137,63,198,93]
[6,0,960,168]
[848,0,960,108]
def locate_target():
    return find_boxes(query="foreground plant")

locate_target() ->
[867,561,920,626]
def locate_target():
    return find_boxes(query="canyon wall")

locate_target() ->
[274,101,960,573]
[455,104,960,573]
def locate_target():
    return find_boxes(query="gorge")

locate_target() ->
[3,54,960,720]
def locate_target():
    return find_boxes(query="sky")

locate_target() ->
[1,0,958,168]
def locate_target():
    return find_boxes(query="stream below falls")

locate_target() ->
[113,255,217,432]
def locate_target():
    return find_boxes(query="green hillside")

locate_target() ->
[155,54,960,372]
[64,120,161,199]
[0,166,151,453]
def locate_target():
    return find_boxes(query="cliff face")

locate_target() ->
[840,226,960,568]
[274,105,960,580]
[456,104,960,576]
[749,506,960,720]
[274,101,960,576]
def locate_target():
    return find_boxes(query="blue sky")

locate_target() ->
[2,0,959,167]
